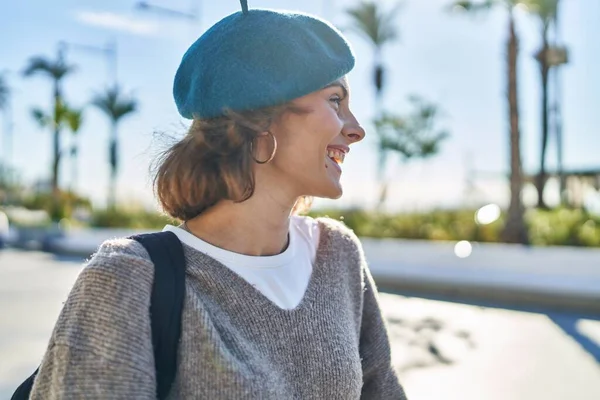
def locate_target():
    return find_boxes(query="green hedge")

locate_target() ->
[527,208,600,247]
[309,208,600,247]
[67,206,600,247]
[19,191,92,221]
[91,208,179,229]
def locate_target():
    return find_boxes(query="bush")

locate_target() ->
[310,208,503,242]
[91,208,179,229]
[19,190,92,221]
[526,208,600,247]
[310,207,599,247]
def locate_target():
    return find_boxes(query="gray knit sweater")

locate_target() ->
[30,218,406,399]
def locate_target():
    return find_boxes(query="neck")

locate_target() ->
[185,191,296,257]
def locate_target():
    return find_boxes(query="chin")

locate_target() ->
[316,182,343,199]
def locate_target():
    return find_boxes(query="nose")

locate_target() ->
[341,111,365,144]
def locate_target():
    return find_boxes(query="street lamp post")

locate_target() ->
[135,1,198,21]
[56,40,117,196]
[58,39,118,86]
[0,71,13,167]
[2,94,13,169]
[552,1,567,206]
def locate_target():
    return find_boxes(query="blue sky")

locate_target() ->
[0,0,598,211]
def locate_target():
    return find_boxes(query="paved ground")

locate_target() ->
[1,249,599,399]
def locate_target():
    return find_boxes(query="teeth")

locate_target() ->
[326,149,345,164]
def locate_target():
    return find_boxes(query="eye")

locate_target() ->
[329,95,342,109]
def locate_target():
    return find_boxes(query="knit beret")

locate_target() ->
[173,0,355,119]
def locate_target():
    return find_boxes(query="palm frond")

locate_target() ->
[62,106,84,133]
[448,0,499,14]
[520,0,558,22]
[346,1,401,48]
[31,107,53,128]
[23,55,76,80]
[0,74,9,110]
[374,96,449,162]
[91,85,138,123]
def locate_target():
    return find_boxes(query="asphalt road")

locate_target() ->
[1,249,599,399]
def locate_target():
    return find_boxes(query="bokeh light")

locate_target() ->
[475,204,501,225]
[454,240,472,258]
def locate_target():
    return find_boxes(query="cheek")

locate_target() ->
[275,134,324,174]
[320,107,344,134]
[274,107,342,167]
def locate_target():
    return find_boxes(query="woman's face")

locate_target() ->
[260,77,365,200]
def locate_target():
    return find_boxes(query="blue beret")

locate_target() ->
[173,4,355,119]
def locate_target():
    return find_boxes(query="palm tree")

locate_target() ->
[23,49,76,196]
[32,102,84,195]
[0,73,10,165]
[91,85,137,208]
[0,73,12,203]
[346,1,402,208]
[0,74,8,113]
[374,96,450,164]
[452,0,529,244]
[63,107,84,193]
[527,0,559,209]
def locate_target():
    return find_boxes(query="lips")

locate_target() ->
[326,155,342,173]
[325,145,348,175]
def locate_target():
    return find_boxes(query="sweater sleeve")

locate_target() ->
[29,239,157,400]
[359,265,408,400]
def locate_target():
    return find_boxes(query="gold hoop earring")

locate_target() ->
[250,131,277,164]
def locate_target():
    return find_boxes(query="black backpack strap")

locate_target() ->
[130,231,186,400]
[10,368,38,400]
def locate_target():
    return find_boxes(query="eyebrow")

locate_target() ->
[324,81,349,99]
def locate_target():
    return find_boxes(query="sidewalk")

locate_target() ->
[363,238,600,315]
[378,293,600,400]
[1,249,599,400]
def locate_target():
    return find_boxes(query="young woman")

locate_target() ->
[30,2,407,399]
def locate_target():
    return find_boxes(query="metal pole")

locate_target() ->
[3,100,12,168]
[0,71,13,170]
[106,39,118,86]
[60,40,117,87]
[136,1,196,20]
[553,1,566,205]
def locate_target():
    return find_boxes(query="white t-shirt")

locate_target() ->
[162,215,320,310]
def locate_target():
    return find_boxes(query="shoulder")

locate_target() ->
[91,236,153,263]
[74,236,155,301]
[316,218,371,305]
[315,216,367,270]
[80,237,155,286]
[316,216,362,249]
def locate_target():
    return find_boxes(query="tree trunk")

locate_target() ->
[536,27,551,209]
[555,64,566,205]
[70,142,78,193]
[50,82,62,220]
[551,1,566,206]
[374,48,388,211]
[501,11,529,245]
[108,122,118,209]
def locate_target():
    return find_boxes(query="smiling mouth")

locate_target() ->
[326,148,346,165]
